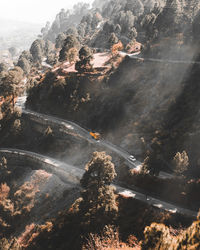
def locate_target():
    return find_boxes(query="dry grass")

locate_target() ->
[18,223,38,248]
[14,170,51,214]
[18,221,53,248]
[83,225,141,250]
[0,183,10,201]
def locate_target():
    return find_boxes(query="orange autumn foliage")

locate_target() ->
[111,41,124,55]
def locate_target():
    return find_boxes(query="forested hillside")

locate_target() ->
[1,0,200,249]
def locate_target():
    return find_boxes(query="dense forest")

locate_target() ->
[1,0,200,249]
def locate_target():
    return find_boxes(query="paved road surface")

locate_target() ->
[0,148,83,185]
[24,108,174,179]
[119,51,200,65]
[0,148,197,218]
[16,96,174,179]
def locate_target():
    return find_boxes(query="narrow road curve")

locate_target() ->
[22,107,142,170]
[119,51,200,65]
[0,148,197,218]
[16,96,173,179]
[116,186,197,218]
[131,56,200,65]
[0,148,83,185]
[23,108,173,179]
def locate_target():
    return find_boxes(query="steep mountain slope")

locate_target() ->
[26,38,200,170]
[2,0,200,249]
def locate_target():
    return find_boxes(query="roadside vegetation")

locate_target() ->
[0,152,193,249]
[1,0,200,249]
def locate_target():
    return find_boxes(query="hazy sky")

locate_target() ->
[0,0,93,24]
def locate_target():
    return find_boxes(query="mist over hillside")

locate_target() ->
[0,18,41,64]
[1,0,200,249]
[0,18,41,36]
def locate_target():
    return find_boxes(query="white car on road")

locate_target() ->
[128,155,136,163]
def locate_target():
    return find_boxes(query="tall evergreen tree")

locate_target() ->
[79,152,118,227]
[59,35,80,62]
[75,46,94,73]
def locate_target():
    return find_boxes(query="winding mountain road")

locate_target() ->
[16,96,172,178]
[0,148,197,218]
[0,148,83,185]
[25,110,173,178]
[119,51,200,65]
[17,96,143,170]
[13,91,198,218]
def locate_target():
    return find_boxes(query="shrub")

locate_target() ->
[83,225,139,250]
[172,151,189,176]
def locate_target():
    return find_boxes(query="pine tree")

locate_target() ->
[75,46,94,73]
[79,152,118,227]
[59,35,80,62]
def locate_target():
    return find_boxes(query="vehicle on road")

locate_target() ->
[90,132,101,141]
[128,155,136,162]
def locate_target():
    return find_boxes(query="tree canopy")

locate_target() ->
[30,39,45,63]
[75,46,94,73]
[59,35,80,62]
[79,152,118,227]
